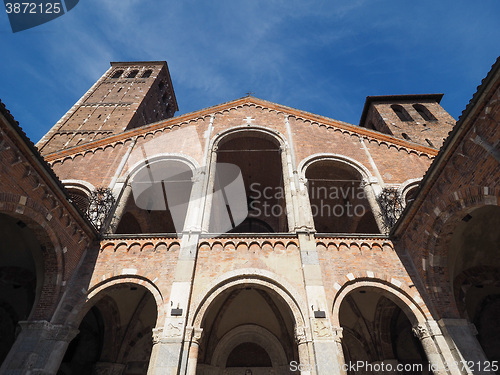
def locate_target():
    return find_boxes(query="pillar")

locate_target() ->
[0,320,78,375]
[439,319,494,375]
[186,327,203,375]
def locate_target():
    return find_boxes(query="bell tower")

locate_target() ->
[359,94,456,148]
[37,61,178,154]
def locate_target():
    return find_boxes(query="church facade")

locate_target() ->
[0,59,499,375]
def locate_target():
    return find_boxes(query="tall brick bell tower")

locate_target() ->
[37,61,178,154]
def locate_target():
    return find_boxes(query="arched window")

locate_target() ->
[413,104,437,121]
[117,159,194,234]
[210,131,288,233]
[141,69,153,78]
[127,69,139,78]
[111,69,123,79]
[305,160,379,233]
[391,105,412,122]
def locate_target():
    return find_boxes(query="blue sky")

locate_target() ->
[0,0,499,144]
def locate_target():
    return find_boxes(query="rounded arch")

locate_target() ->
[332,280,429,327]
[422,188,500,315]
[0,194,64,320]
[62,179,95,195]
[67,276,164,328]
[211,324,288,368]
[209,125,288,151]
[398,178,421,206]
[298,153,375,183]
[190,268,307,330]
[124,152,201,183]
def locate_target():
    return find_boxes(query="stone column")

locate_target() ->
[186,327,203,375]
[332,327,347,375]
[412,322,452,375]
[0,320,78,375]
[295,326,312,375]
[438,319,494,375]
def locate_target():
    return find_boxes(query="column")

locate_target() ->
[0,320,78,375]
[186,327,203,375]
[439,319,494,375]
[412,320,477,375]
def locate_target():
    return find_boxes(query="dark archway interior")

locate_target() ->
[305,160,379,233]
[0,213,44,366]
[450,206,500,368]
[340,289,428,374]
[58,283,157,375]
[197,286,298,373]
[116,160,193,234]
[211,133,288,233]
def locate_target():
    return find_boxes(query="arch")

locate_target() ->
[332,280,429,327]
[207,126,292,234]
[67,276,164,328]
[209,125,288,151]
[398,178,422,206]
[298,153,374,182]
[391,105,413,122]
[413,104,437,121]
[423,188,500,313]
[0,195,64,321]
[298,154,380,234]
[111,69,123,79]
[124,153,200,183]
[190,268,307,330]
[211,325,288,369]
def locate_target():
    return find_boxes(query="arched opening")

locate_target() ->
[116,159,194,234]
[141,70,152,79]
[450,205,500,366]
[0,213,45,366]
[67,188,90,214]
[305,160,379,233]
[127,70,139,79]
[391,105,412,122]
[59,283,157,375]
[413,105,437,122]
[339,287,428,374]
[209,131,288,233]
[197,285,298,374]
[111,70,123,79]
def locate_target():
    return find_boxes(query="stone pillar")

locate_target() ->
[413,322,454,375]
[148,325,185,375]
[186,327,203,375]
[295,326,312,375]
[332,327,347,375]
[438,319,494,375]
[0,320,78,375]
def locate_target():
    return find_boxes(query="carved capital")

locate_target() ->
[294,326,307,345]
[412,324,430,340]
[332,326,343,343]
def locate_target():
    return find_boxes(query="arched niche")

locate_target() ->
[449,205,500,364]
[302,158,379,233]
[0,213,46,366]
[117,156,196,234]
[59,282,158,375]
[208,128,290,234]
